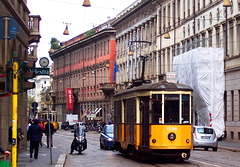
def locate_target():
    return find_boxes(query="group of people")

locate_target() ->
[27,119,55,159]
[0,119,55,162]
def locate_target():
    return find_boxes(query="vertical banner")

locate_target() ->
[67,88,74,111]
[65,88,68,110]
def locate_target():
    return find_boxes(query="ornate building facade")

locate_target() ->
[50,21,116,124]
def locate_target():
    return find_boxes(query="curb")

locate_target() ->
[219,146,240,152]
[55,154,66,167]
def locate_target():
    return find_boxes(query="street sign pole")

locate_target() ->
[44,93,53,164]
[4,17,9,65]
[12,60,18,167]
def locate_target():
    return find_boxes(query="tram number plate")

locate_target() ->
[167,127,177,131]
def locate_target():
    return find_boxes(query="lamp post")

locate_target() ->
[223,0,232,57]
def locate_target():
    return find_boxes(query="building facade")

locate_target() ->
[50,21,116,124]
[112,0,240,142]
[0,0,41,150]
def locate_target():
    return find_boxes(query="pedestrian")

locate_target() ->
[0,146,11,155]
[38,121,45,147]
[27,119,42,159]
[8,124,24,161]
[44,120,55,148]
[27,119,32,131]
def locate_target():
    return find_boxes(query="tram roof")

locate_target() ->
[114,81,193,97]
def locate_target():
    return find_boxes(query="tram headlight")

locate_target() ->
[186,139,190,143]
[168,132,176,141]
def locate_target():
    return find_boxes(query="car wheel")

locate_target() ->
[204,147,209,151]
[103,142,107,150]
[213,147,218,151]
[100,142,104,149]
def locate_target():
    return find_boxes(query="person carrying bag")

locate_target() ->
[0,147,11,167]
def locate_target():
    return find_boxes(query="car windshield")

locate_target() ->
[197,128,213,134]
[106,126,113,134]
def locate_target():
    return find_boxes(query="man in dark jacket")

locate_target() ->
[27,119,42,159]
[44,121,55,148]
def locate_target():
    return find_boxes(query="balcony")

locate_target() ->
[28,15,41,44]
[99,82,115,92]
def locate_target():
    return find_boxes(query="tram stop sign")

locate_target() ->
[0,16,19,40]
[43,94,52,105]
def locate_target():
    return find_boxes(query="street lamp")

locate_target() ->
[223,0,232,57]
[83,0,91,7]
[63,23,71,35]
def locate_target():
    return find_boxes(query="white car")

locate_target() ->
[193,126,218,151]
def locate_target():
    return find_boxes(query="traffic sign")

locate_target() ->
[43,94,52,105]
[0,16,19,40]
[29,68,49,75]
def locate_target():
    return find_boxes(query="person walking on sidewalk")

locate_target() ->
[38,121,45,147]
[44,120,55,148]
[27,119,43,159]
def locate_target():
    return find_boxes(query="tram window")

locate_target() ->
[182,94,190,124]
[125,98,136,123]
[152,94,162,124]
[114,100,122,123]
[164,94,179,124]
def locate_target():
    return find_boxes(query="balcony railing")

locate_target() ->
[99,82,115,92]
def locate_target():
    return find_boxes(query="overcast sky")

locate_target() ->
[27,0,137,66]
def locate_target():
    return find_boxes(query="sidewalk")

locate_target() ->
[3,140,66,167]
[218,140,240,152]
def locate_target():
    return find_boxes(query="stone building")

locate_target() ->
[0,0,41,150]
[112,0,240,142]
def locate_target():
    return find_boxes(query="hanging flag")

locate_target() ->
[113,61,119,82]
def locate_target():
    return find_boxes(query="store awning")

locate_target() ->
[95,108,102,115]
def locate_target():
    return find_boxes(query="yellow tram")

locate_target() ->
[38,110,58,130]
[113,81,193,160]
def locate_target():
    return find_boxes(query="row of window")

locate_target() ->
[226,90,240,122]
[55,40,110,68]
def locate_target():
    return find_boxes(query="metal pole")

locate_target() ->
[4,17,9,65]
[12,60,18,167]
[48,101,53,164]
[225,7,228,57]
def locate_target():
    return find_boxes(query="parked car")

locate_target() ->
[100,124,114,150]
[193,126,218,151]
[61,122,69,130]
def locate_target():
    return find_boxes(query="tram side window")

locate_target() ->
[125,98,136,123]
[114,100,122,123]
[152,94,162,124]
[182,94,190,124]
[164,94,179,124]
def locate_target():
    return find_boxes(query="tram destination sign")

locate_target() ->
[29,68,50,75]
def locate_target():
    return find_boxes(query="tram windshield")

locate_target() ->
[164,94,180,124]
[151,94,190,124]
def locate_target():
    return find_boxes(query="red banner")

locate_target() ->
[65,88,74,111]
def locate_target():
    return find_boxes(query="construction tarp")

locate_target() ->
[173,47,225,138]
